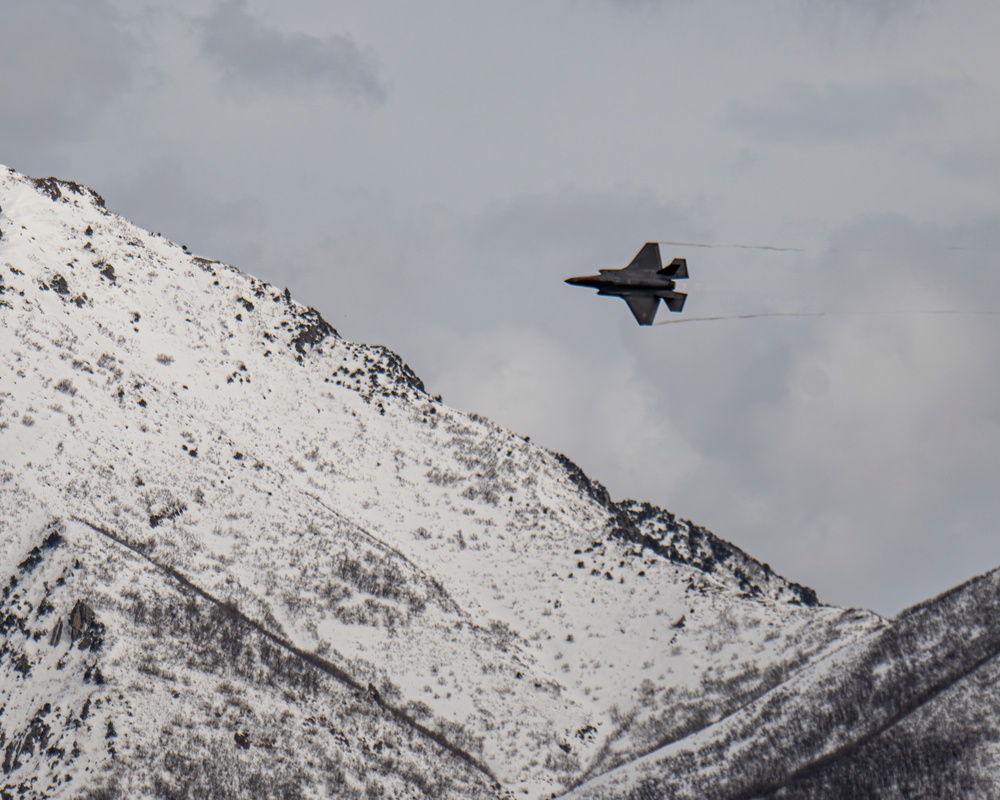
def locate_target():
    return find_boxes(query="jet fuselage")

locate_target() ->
[565,270,681,295]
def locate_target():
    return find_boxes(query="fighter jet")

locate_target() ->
[565,243,688,326]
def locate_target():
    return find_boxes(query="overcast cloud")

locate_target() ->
[200,0,386,101]
[4,0,1000,615]
[729,79,948,144]
[0,0,138,164]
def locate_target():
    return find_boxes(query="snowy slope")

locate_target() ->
[0,168,885,798]
[564,565,1000,799]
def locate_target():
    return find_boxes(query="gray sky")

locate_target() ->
[6,0,1000,615]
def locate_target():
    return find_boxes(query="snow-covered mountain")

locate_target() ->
[1,168,995,799]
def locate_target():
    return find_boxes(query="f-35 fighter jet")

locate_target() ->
[565,243,688,325]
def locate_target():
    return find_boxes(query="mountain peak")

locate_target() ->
[16,168,997,799]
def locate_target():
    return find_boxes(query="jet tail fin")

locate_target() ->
[657,258,688,280]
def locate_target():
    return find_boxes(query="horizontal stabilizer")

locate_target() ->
[658,258,688,280]
[665,293,687,313]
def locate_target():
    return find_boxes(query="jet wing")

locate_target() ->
[622,242,662,273]
[622,294,660,325]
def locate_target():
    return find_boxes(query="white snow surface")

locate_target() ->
[0,168,884,799]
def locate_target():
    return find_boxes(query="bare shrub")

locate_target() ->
[54,378,77,396]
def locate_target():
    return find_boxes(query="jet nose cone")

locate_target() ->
[565,276,585,285]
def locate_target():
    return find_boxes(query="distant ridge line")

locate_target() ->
[303,490,468,617]
[734,636,1000,800]
[72,516,500,786]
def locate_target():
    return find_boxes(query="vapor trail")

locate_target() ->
[655,310,1000,326]
[659,241,1000,253]
[658,240,805,252]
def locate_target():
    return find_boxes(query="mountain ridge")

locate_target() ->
[3,166,994,799]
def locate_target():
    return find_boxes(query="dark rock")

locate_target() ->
[47,274,70,295]
[2,714,51,774]
[69,599,105,651]
[69,600,95,642]
[31,176,104,206]
[49,618,64,647]
[289,307,338,356]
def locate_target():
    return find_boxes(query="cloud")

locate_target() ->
[794,0,930,37]
[932,141,1000,183]
[474,187,700,260]
[597,0,675,10]
[728,79,946,145]
[200,0,386,102]
[429,325,706,500]
[636,212,1000,613]
[102,158,267,270]
[0,0,139,163]
[596,0,925,25]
